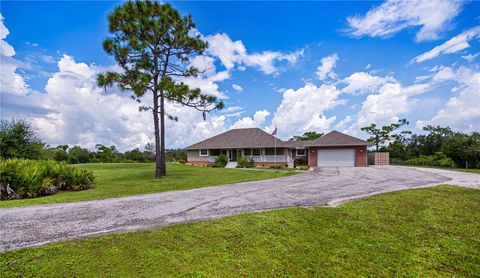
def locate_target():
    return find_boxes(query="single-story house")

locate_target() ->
[185,128,369,167]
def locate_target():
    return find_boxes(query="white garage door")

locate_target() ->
[318,149,355,167]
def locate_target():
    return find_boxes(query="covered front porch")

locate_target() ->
[206,148,293,166]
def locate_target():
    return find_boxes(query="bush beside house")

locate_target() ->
[294,157,308,167]
[212,154,228,168]
[237,156,255,168]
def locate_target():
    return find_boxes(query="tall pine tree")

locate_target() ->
[98,1,223,178]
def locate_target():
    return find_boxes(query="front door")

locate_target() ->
[230,149,237,161]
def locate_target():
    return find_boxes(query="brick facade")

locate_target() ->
[189,161,288,167]
[354,146,367,167]
[309,147,318,167]
[254,162,289,168]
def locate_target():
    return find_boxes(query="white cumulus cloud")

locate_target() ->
[346,0,463,42]
[271,83,341,137]
[243,49,304,75]
[0,13,29,95]
[416,66,480,131]
[341,71,396,94]
[232,83,243,92]
[315,53,339,80]
[2,54,229,150]
[205,33,304,75]
[205,33,246,70]
[461,53,479,62]
[341,74,434,136]
[411,26,480,63]
[230,109,270,129]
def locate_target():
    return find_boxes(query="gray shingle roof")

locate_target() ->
[186,128,369,149]
[185,128,290,149]
[302,130,370,147]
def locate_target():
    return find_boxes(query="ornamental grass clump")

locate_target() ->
[0,159,94,200]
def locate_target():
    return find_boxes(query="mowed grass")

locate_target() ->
[0,163,296,208]
[410,165,480,174]
[2,185,479,277]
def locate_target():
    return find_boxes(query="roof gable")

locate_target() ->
[186,128,289,149]
[186,129,369,149]
[303,130,369,146]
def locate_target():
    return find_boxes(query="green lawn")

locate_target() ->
[408,165,480,174]
[0,163,296,208]
[250,167,304,172]
[2,185,479,277]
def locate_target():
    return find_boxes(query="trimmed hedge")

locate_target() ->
[0,159,94,200]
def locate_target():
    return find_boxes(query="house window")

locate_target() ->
[199,149,209,156]
[252,148,261,156]
[296,149,306,156]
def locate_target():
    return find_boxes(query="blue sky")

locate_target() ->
[1,1,479,150]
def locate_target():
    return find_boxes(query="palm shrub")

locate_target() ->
[59,166,95,191]
[0,159,94,200]
[212,154,228,168]
[0,159,55,199]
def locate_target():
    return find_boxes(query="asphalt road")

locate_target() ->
[1,166,479,252]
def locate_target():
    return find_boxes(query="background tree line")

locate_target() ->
[361,119,480,169]
[0,119,186,164]
[2,118,478,168]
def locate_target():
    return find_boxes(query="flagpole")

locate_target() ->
[274,135,276,165]
[272,126,277,165]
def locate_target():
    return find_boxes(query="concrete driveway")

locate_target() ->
[1,166,479,252]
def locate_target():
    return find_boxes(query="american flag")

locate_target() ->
[271,126,277,136]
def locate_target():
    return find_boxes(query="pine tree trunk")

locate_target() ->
[159,92,167,177]
[153,91,163,179]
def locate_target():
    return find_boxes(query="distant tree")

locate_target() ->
[143,143,156,161]
[442,132,480,168]
[97,0,223,178]
[165,148,186,162]
[52,145,69,161]
[361,119,411,151]
[68,146,91,164]
[0,119,45,159]
[144,142,155,154]
[289,131,323,141]
[421,125,455,155]
[95,144,121,162]
[124,148,146,162]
